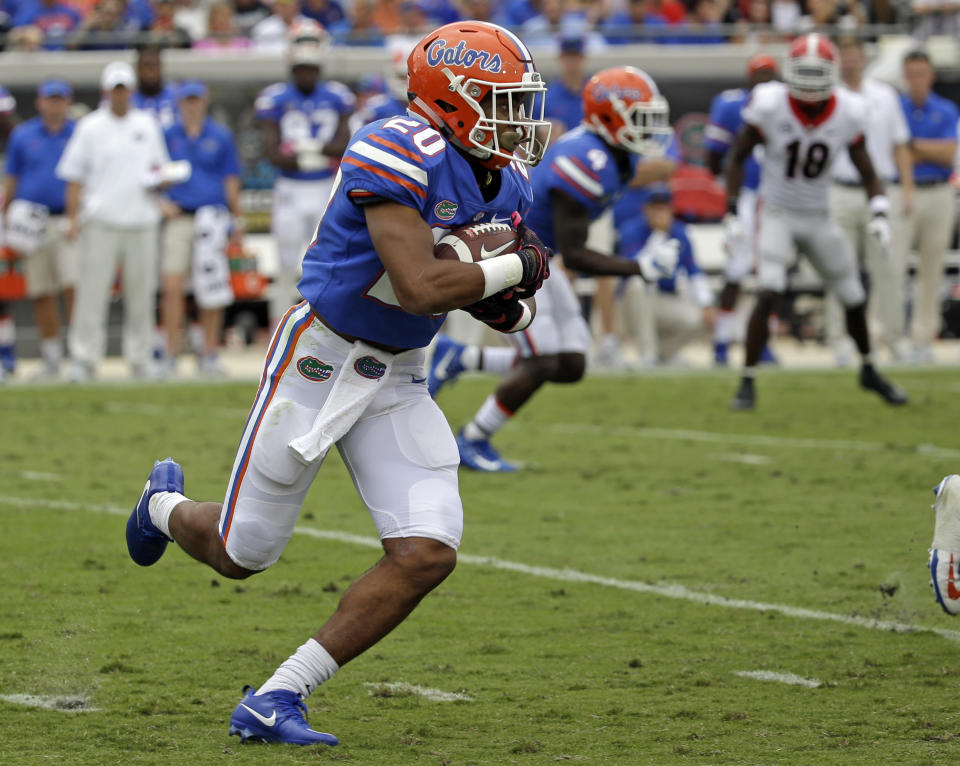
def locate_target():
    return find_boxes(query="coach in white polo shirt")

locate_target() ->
[57,61,171,382]
[825,37,915,366]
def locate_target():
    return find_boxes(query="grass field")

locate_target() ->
[1,366,960,765]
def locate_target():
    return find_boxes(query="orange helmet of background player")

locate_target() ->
[581,66,672,155]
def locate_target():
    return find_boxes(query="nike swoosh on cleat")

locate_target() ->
[479,242,516,260]
[240,704,277,727]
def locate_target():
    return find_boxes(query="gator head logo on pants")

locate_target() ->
[297,356,333,382]
[354,355,387,380]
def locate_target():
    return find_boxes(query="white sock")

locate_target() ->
[714,311,735,344]
[258,638,339,699]
[480,347,515,375]
[148,490,188,538]
[40,337,62,369]
[459,344,480,371]
[861,352,874,366]
[742,366,756,379]
[465,394,512,439]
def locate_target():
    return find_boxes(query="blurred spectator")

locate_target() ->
[2,80,76,381]
[672,0,726,42]
[341,0,385,43]
[301,0,347,29]
[544,34,586,135]
[912,0,960,38]
[602,0,670,43]
[770,0,800,32]
[57,61,171,382]
[133,44,179,130]
[194,1,252,49]
[496,0,539,26]
[174,0,209,40]
[70,0,138,50]
[621,185,714,366]
[797,0,863,31]
[896,49,958,361]
[732,0,780,44]
[0,85,16,383]
[9,0,81,50]
[251,0,307,52]
[233,0,271,35]
[146,0,191,47]
[160,80,244,377]
[522,0,606,50]
[458,0,495,22]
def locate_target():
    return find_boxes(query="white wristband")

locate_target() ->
[869,195,890,216]
[478,253,523,299]
[506,301,534,333]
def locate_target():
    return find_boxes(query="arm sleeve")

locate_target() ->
[56,121,89,182]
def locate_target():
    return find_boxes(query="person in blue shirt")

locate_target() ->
[132,44,179,130]
[544,34,587,136]
[0,84,16,382]
[895,49,959,361]
[432,67,678,472]
[160,80,244,377]
[254,20,355,325]
[620,185,714,365]
[703,53,778,366]
[10,0,81,50]
[3,80,75,380]
[124,21,550,746]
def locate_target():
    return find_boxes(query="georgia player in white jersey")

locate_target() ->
[726,33,907,410]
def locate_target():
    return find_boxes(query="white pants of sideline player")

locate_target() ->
[755,205,865,308]
[824,184,906,355]
[622,278,703,364]
[893,183,956,348]
[68,221,159,370]
[508,261,591,357]
[218,301,462,572]
[270,176,336,321]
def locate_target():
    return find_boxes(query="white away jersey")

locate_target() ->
[743,81,866,212]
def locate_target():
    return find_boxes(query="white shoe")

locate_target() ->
[929,475,960,615]
[67,361,94,383]
[912,345,935,365]
[891,339,913,364]
[197,354,227,378]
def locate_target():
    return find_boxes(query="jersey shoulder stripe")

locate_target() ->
[341,157,427,200]
[553,154,604,199]
[348,139,428,186]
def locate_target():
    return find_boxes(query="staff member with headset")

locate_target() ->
[896,49,959,363]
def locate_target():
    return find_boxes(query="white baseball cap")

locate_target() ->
[101,61,136,91]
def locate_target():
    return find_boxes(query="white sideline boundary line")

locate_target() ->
[733,671,821,688]
[542,423,960,460]
[3,494,960,644]
[363,682,473,702]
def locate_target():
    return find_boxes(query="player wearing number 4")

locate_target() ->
[433,66,676,472]
[727,34,907,411]
[255,19,355,326]
[126,21,551,746]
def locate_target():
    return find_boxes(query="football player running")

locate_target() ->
[726,34,907,411]
[255,20,355,326]
[433,66,677,472]
[125,21,551,746]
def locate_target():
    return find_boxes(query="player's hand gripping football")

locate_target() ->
[510,211,551,298]
[463,291,530,333]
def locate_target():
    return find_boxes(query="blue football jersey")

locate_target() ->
[298,115,534,349]
[703,87,760,191]
[524,126,634,251]
[254,80,356,181]
[133,85,179,130]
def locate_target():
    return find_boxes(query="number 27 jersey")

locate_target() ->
[743,81,866,213]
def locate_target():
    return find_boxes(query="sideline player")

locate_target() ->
[726,34,907,410]
[255,20,355,325]
[125,21,551,745]
[132,44,179,130]
[438,66,678,471]
[704,53,778,366]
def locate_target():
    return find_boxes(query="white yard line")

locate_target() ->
[363,682,473,702]
[543,423,960,460]
[733,670,822,688]
[0,694,99,712]
[709,453,773,466]
[19,471,63,482]
[3,494,959,643]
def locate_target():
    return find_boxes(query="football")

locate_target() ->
[433,222,520,264]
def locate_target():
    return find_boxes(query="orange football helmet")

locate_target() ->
[407,21,551,169]
[582,66,672,156]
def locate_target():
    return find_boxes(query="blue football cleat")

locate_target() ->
[456,428,517,472]
[428,334,467,397]
[713,341,729,366]
[0,344,16,374]
[125,458,182,567]
[229,685,339,746]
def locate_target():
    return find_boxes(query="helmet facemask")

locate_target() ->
[785,57,836,103]
[594,92,672,156]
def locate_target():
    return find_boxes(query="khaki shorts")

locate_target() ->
[161,213,196,277]
[23,216,77,297]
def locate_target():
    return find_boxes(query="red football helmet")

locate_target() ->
[581,66,672,156]
[784,33,837,103]
[407,21,551,169]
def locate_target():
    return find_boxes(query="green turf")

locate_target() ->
[1,367,959,764]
